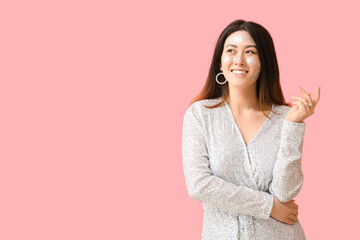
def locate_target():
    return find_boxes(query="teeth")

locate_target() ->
[232,70,247,74]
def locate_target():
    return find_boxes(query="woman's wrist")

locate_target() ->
[285,117,304,123]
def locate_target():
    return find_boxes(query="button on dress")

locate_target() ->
[182,98,306,240]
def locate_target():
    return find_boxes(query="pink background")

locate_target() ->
[1,0,359,239]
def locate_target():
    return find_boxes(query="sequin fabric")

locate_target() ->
[182,98,306,240]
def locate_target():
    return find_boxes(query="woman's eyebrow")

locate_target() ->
[225,44,257,49]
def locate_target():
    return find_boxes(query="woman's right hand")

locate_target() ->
[270,197,299,225]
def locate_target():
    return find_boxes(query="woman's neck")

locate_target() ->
[226,85,260,113]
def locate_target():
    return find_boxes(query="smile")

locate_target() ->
[231,70,248,76]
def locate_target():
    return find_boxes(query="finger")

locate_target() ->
[291,215,299,222]
[299,87,314,109]
[286,218,296,225]
[298,87,313,105]
[292,100,305,111]
[285,203,298,214]
[281,218,292,225]
[293,100,309,112]
[285,200,297,209]
[292,213,299,222]
[298,86,310,96]
[288,213,298,223]
[313,86,321,107]
[291,96,308,106]
[289,101,299,108]
[290,101,300,110]
[292,208,298,216]
[298,87,311,101]
[291,202,298,210]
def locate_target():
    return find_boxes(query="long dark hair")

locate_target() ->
[189,19,290,118]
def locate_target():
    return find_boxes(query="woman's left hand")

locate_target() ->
[285,86,321,123]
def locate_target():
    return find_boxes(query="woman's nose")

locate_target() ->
[234,54,245,65]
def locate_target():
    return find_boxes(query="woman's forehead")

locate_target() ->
[225,31,255,46]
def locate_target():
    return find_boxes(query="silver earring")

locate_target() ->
[216,70,227,85]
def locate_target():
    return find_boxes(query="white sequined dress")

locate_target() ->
[182,98,306,240]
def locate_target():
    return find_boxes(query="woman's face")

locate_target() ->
[220,30,261,87]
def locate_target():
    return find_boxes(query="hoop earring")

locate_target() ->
[216,72,227,85]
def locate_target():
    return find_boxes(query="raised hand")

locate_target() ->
[286,86,321,123]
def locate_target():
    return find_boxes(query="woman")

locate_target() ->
[182,19,320,240]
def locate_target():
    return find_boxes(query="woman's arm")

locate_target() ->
[182,104,274,219]
[269,86,320,202]
[268,119,306,202]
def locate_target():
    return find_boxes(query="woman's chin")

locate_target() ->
[228,79,256,88]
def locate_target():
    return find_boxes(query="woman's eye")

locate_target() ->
[227,49,235,53]
[246,50,255,54]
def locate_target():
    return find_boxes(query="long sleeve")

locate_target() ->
[269,120,306,202]
[182,104,274,219]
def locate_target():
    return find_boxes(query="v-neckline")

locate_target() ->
[225,101,274,149]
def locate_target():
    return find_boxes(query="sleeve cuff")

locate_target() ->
[260,193,274,220]
[282,120,306,140]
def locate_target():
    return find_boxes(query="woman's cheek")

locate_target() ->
[245,56,260,65]
[251,66,261,81]
[246,57,261,81]
[224,55,233,63]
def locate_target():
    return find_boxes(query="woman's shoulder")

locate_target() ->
[187,97,223,110]
[184,97,223,119]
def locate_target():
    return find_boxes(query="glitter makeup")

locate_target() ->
[224,56,233,63]
[229,33,252,43]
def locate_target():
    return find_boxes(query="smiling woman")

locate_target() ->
[182,19,320,240]
[221,31,261,84]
